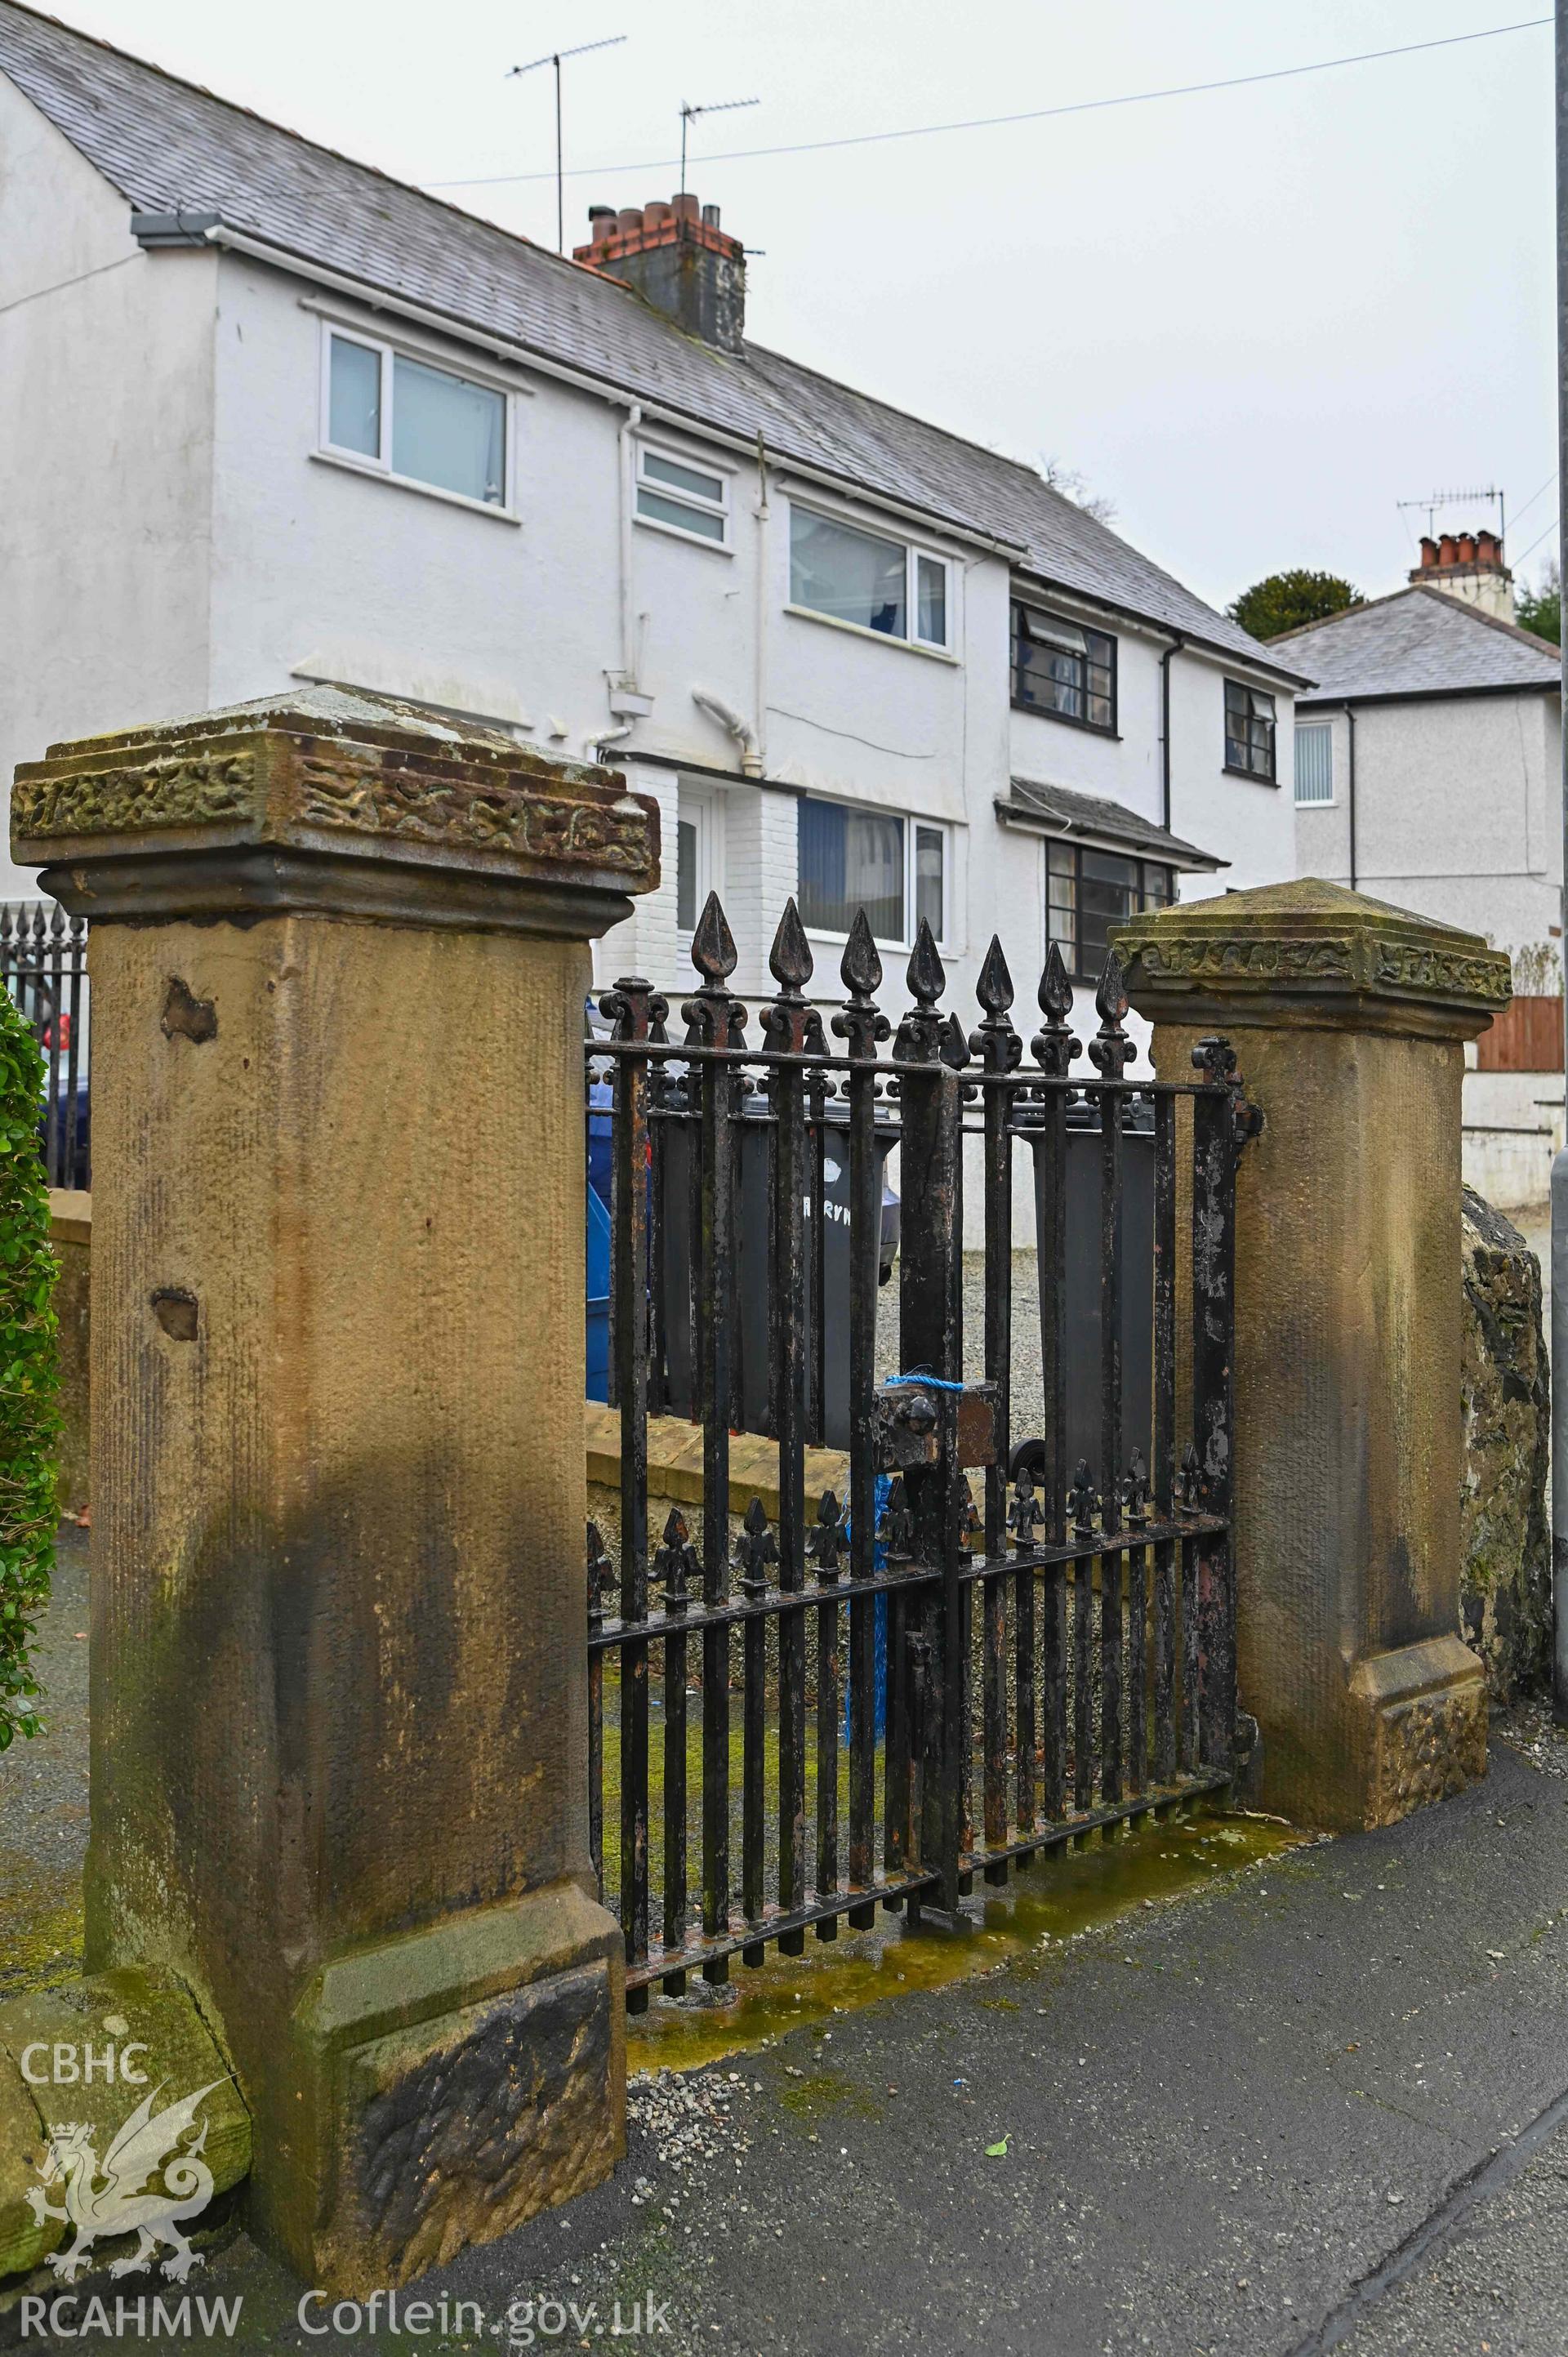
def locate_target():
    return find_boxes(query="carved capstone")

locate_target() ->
[1115,876,1511,1043]
[11,684,660,931]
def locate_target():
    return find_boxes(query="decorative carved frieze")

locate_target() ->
[14,709,657,892]
[1129,936,1356,985]
[295,755,650,873]
[1370,940,1511,1005]
[1117,894,1512,1020]
[12,753,256,839]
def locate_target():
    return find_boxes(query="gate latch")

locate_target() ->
[873,1380,1000,1473]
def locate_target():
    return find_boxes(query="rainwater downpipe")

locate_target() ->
[1160,634,1183,834]
[754,430,770,780]
[1345,703,1358,892]
[618,402,643,687]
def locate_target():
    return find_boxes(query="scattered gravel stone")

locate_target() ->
[1494,1694,1568,1779]
[628,2069,755,2180]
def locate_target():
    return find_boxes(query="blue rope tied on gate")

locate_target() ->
[884,1368,966,1391]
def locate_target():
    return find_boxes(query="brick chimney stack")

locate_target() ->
[573,193,746,354]
[1409,525,1515,623]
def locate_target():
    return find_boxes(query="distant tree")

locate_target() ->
[1040,457,1116,526]
[1228,569,1361,642]
[1516,561,1561,646]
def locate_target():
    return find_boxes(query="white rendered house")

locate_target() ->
[0,1,1306,1090]
[1280,551,1563,1209]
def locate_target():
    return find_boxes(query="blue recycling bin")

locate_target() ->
[843,1473,890,1743]
[586,1073,612,1402]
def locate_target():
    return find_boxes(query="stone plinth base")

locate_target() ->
[1351,1636,1489,1829]
[286,1882,624,2293]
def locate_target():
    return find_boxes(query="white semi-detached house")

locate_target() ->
[0,1,1307,1087]
[1279,534,1563,1210]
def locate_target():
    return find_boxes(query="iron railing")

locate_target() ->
[586,893,1258,2007]
[0,902,89,1190]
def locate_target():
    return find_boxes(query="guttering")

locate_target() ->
[1294,679,1559,711]
[1011,568,1312,694]
[178,219,1022,563]
[616,747,798,795]
[773,471,1024,565]
[993,797,1225,874]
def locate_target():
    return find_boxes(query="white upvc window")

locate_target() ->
[796,793,947,949]
[787,504,952,652]
[1294,721,1334,804]
[321,328,510,510]
[675,783,726,934]
[635,444,731,546]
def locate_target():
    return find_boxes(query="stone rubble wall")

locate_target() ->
[1461,1185,1551,1700]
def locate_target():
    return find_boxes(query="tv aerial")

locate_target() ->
[507,35,628,253]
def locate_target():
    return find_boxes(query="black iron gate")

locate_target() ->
[586,893,1256,2009]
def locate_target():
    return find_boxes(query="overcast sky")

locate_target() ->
[55,0,1558,616]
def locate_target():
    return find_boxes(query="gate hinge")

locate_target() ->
[874,1379,1000,1473]
[1193,1034,1264,1152]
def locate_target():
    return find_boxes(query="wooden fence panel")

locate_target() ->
[1475,994,1564,1073]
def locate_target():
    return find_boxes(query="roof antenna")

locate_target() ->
[679,96,760,194]
[1396,484,1507,546]
[507,35,627,254]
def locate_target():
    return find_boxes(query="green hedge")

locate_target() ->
[0,994,57,1747]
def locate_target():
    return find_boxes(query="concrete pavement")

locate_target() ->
[7,1727,1566,2355]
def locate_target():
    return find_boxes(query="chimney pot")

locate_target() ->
[1438,533,1459,568]
[573,188,746,353]
[1419,536,1439,568]
[1456,532,1477,564]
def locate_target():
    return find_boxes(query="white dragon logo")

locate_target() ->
[24,2079,225,2283]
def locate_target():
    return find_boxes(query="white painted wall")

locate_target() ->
[0,79,218,894]
[198,253,1298,1049]
[1294,688,1563,1211]
[2,180,1302,1236]
[1292,692,1562,972]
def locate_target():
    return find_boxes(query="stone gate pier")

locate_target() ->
[11,688,658,2288]
[1118,879,1512,1833]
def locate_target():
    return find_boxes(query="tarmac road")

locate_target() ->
[8,1727,1564,2357]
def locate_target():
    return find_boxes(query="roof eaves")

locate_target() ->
[996,786,1226,872]
[195,218,1029,560]
[1009,564,1313,688]
[1294,678,1560,711]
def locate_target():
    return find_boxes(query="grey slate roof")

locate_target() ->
[998,778,1225,871]
[0,0,1305,684]
[1275,586,1561,703]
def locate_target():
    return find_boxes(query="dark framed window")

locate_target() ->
[1012,603,1116,733]
[1224,679,1277,781]
[1045,844,1173,982]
